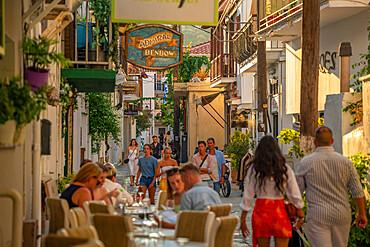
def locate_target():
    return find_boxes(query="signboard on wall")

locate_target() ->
[112,0,218,26]
[125,25,183,70]
[271,95,279,113]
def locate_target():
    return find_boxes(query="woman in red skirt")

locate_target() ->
[239,136,304,247]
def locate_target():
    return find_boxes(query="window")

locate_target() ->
[269,77,278,95]
[41,119,51,155]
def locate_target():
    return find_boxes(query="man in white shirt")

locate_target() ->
[296,126,367,247]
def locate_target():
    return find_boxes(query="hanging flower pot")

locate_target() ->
[25,67,49,91]
[0,120,16,146]
[13,124,27,145]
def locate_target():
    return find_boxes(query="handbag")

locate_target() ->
[123,150,135,164]
[285,201,298,220]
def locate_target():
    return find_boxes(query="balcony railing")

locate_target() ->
[210,53,237,82]
[259,0,302,32]
[63,0,112,67]
[233,16,257,65]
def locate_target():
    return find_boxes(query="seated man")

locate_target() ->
[179,162,221,211]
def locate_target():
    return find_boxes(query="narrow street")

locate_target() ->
[116,156,253,246]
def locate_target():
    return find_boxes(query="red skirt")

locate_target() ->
[252,199,292,246]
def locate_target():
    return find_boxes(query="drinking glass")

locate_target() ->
[166,199,174,211]
[176,237,189,247]
[138,192,144,206]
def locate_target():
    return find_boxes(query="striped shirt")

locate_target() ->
[296,146,364,225]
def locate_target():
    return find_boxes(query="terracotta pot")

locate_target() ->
[0,120,16,146]
[25,67,49,91]
[13,124,27,144]
[231,168,237,183]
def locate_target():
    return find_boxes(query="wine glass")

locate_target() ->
[118,197,128,215]
[166,199,174,211]
[138,192,144,206]
[176,237,189,247]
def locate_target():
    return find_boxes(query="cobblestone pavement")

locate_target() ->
[115,158,253,246]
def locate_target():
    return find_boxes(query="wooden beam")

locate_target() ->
[300,0,320,156]
[257,40,267,135]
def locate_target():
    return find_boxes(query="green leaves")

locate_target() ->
[0,77,47,127]
[155,52,210,128]
[135,110,153,136]
[21,36,72,71]
[277,129,303,158]
[347,153,370,246]
[86,93,121,153]
[226,131,254,171]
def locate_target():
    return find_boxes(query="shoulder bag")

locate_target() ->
[123,149,135,164]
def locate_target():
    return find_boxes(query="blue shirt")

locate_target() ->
[138,156,158,177]
[181,182,222,210]
[208,149,226,180]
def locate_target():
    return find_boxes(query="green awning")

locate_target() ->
[61,69,116,92]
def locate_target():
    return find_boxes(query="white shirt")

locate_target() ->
[296,146,364,225]
[208,154,219,182]
[103,179,133,205]
[240,164,304,212]
[192,153,213,181]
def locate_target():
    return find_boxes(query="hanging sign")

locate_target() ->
[125,25,183,70]
[112,0,218,26]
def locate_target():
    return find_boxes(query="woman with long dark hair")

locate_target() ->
[239,136,304,247]
[122,139,140,186]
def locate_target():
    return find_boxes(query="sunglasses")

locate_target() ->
[166,167,179,175]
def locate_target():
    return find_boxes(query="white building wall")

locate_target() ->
[286,10,368,114]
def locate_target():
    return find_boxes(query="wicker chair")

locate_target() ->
[46,198,70,234]
[57,225,99,240]
[91,214,134,247]
[41,234,90,247]
[83,201,114,224]
[205,203,233,217]
[69,207,87,228]
[71,239,105,247]
[156,190,168,211]
[209,216,239,247]
[175,210,216,245]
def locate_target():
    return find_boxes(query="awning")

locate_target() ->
[195,92,221,106]
[61,69,116,93]
[195,92,230,129]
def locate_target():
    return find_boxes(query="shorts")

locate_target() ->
[139,176,157,188]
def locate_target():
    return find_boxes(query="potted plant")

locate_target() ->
[1,77,48,145]
[226,130,254,182]
[0,79,16,145]
[21,36,72,91]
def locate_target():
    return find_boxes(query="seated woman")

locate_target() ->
[61,162,102,209]
[158,167,185,229]
[93,163,119,205]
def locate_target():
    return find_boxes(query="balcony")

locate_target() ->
[258,0,302,33]
[210,53,237,85]
[63,0,113,68]
[232,15,257,66]
[256,0,367,41]
[210,16,238,88]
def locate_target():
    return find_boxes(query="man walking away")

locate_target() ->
[207,138,226,194]
[179,162,221,210]
[296,126,367,247]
